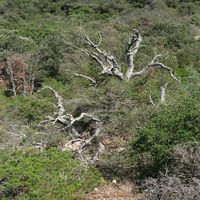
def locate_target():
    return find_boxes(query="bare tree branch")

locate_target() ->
[149,52,180,82]
[126,29,143,80]
[160,83,168,104]
[38,86,103,163]
[85,33,124,79]
[65,33,124,80]
[73,73,97,86]
[37,86,66,118]
[130,53,180,82]
[66,29,179,84]
[148,62,180,82]
[149,90,156,106]
[85,32,102,48]
[65,29,180,106]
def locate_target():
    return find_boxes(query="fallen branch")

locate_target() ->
[38,86,103,163]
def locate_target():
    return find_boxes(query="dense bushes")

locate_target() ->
[131,90,200,177]
[0,149,103,200]
[128,0,151,8]
[144,23,193,49]
[140,143,200,200]
[1,95,53,125]
[141,174,200,200]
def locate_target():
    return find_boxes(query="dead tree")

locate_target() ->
[66,29,180,102]
[38,86,104,163]
[2,54,36,96]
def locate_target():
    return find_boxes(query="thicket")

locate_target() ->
[131,89,200,177]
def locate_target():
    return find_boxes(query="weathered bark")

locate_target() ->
[66,29,180,86]
[160,83,168,104]
[73,73,97,86]
[38,86,103,163]
[65,33,124,80]
[126,29,142,80]
[131,53,180,82]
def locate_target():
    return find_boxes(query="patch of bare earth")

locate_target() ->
[83,182,143,200]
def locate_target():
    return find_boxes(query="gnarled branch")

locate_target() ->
[65,29,180,105]
[73,73,97,86]
[131,53,180,82]
[126,29,143,80]
[38,86,103,163]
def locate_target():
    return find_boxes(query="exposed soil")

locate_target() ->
[83,181,143,200]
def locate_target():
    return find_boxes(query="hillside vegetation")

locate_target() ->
[0,0,200,199]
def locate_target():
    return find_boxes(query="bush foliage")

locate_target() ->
[0,149,103,200]
[131,90,200,177]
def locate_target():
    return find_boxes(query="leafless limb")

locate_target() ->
[65,29,180,104]
[148,53,180,82]
[149,90,155,106]
[85,33,124,79]
[38,86,103,163]
[63,122,104,163]
[65,33,124,80]
[73,73,97,86]
[37,86,67,124]
[126,29,143,80]
[131,53,180,82]
[66,30,179,83]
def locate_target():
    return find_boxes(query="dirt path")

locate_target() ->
[83,181,143,200]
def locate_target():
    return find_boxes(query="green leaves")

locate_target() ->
[131,90,200,177]
[0,149,103,199]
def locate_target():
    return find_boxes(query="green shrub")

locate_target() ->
[0,28,37,54]
[191,14,200,26]
[0,149,103,199]
[178,2,196,15]
[143,23,193,49]
[165,0,179,8]
[1,0,40,20]
[37,34,65,78]
[129,0,151,8]
[131,90,200,177]
[4,96,54,125]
